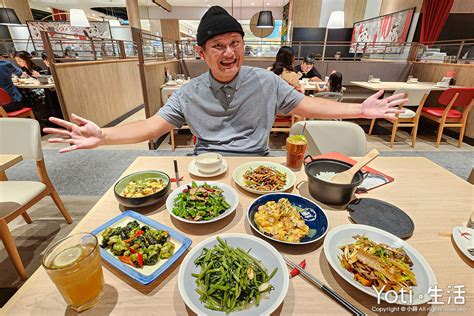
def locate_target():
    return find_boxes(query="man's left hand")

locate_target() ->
[361,90,408,119]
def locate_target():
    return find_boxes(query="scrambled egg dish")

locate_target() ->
[122,178,165,198]
[254,198,309,242]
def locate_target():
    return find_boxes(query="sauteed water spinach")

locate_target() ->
[101,220,175,268]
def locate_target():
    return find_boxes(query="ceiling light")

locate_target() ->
[251,3,255,5]
[70,9,90,27]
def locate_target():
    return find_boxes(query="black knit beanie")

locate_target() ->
[197,6,245,46]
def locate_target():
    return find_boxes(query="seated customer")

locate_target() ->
[295,53,322,82]
[40,52,51,75]
[15,51,42,78]
[318,72,343,93]
[0,59,24,112]
[269,46,303,92]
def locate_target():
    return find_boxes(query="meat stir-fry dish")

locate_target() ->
[243,166,287,191]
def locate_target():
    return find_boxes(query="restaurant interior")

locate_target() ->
[0,0,473,314]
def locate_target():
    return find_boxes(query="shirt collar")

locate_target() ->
[208,69,242,92]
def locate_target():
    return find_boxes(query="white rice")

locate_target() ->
[315,171,337,182]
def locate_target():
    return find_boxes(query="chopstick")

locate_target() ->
[283,256,366,316]
[173,160,180,187]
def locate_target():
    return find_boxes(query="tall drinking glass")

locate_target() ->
[286,135,308,170]
[42,233,104,312]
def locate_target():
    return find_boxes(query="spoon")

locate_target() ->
[330,149,379,184]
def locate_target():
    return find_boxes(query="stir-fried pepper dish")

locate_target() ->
[243,166,287,191]
[122,178,165,198]
[339,235,417,292]
[193,237,277,314]
[101,221,175,268]
[172,182,230,221]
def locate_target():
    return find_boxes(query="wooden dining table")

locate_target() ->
[2,156,473,315]
[14,81,55,90]
[350,81,454,92]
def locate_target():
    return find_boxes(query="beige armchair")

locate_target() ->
[0,118,72,280]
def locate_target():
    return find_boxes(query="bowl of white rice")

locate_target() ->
[304,157,364,205]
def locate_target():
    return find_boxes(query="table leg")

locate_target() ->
[0,171,7,181]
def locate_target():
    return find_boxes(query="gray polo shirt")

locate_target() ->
[157,66,304,155]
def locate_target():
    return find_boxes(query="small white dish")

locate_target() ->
[195,152,223,173]
[165,81,178,86]
[452,226,474,261]
[166,181,238,224]
[188,158,228,177]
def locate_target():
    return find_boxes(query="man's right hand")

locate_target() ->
[43,114,104,153]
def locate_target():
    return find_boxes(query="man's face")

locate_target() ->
[195,32,244,82]
[301,62,313,72]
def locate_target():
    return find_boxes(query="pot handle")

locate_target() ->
[304,154,314,165]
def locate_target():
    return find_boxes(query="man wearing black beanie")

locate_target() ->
[44,6,407,156]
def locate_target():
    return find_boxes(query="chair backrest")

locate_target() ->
[0,118,43,160]
[393,88,430,107]
[438,88,474,107]
[290,120,367,156]
[0,88,12,106]
[313,92,343,102]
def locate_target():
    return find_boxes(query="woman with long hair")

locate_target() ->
[14,51,41,78]
[269,46,303,92]
[318,71,343,93]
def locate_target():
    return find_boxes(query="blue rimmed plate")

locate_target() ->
[91,210,192,285]
[247,193,329,245]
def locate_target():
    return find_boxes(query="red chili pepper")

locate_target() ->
[129,247,137,254]
[290,259,306,277]
[118,255,135,267]
[137,252,144,268]
[123,230,144,243]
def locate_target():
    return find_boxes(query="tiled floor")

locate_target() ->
[42,109,474,153]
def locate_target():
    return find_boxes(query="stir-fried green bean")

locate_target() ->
[192,237,277,314]
[172,182,230,221]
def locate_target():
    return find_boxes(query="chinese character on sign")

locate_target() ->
[427,285,444,305]
[453,285,466,305]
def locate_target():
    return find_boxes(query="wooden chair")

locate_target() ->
[271,115,299,133]
[169,124,196,151]
[369,89,429,148]
[0,118,72,280]
[0,88,35,119]
[420,87,474,148]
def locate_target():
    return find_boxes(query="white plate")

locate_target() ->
[452,226,474,261]
[165,81,178,86]
[178,233,289,316]
[165,181,239,224]
[232,161,296,195]
[323,224,437,305]
[188,158,228,178]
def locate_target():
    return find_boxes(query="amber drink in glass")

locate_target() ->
[42,233,104,312]
[286,135,308,170]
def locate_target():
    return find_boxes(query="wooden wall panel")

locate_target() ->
[450,0,474,13]
[344,0,367,27]
[160,19,180,41]
[143,60,179,116]
[380,0,423,14]
[412,62,474,138]
[2,0,33,23]
[292,0,322,28]
[55,60,143,127]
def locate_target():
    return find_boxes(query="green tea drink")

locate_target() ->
[286,135,308,170]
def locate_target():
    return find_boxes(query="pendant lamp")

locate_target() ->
[256,1,274,28]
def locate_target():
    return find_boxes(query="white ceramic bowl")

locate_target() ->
[166,181,239,224]
[178,233,289,315]
[195,152,223,173]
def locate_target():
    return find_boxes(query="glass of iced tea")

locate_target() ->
[286,134,308,170]
[42,233,104,312]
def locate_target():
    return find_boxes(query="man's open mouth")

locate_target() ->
[220,59,237,67]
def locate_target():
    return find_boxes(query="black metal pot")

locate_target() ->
[304,156,364,205]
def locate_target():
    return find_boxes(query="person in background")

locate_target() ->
[295,53,322,82]
[40,52,51,75]
[14,51,41,78]
[244,45,256,57]
[318,71,343,93]
[269,46,303,92]
[0,59,24,112]
[30,51,38,57]
[334,51,342,60]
